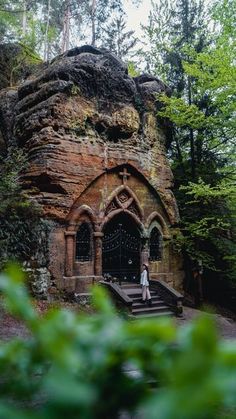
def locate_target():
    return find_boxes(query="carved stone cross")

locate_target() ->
[119,167,131,185]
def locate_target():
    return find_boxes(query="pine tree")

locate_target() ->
[143,0,236,299]
[101,10,138,60]
[83,0,123,47]
[143,0,209,179]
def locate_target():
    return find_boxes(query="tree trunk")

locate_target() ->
[187,75,195,179]
[117,19,121,58]
[22,0,27,36]
[44,0,51,61]
[175,133,186,176]
[91,0,96,46]
[196,130,203,164]
[62,0,70,52]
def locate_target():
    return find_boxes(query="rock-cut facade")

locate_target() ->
[0,45,184,297]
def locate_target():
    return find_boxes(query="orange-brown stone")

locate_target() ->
[0,45,184,296]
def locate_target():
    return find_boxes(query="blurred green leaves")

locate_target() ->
[0,267,236,418]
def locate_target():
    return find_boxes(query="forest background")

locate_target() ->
[0,0,235,308]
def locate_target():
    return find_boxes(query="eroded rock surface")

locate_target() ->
[0,45,177,222]
[0,45,183,295]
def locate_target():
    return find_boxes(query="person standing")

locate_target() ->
[140,264,152,305]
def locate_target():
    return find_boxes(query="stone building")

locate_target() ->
[0,46,183,296]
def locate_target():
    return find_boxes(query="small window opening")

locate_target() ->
[76,222,92,261]
[149,227,162,261]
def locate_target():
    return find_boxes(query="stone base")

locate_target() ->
[63,275,103,294]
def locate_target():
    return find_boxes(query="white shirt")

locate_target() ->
[140,270,149,286]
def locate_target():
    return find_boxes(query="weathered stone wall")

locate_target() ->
[0,45,184,296]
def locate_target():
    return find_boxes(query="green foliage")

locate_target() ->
[0,0,22,42]
[1,267,236,418]
[173,179,236,276]
[128,61,140,77]
[0,42,41,89]
[143,0,236,289]
[0,1,141,61]
[101,10,138,60]
[157,93,206,129]
[0,149,45,267]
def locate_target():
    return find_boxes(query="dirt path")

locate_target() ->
[0,299,81,341]
[176,306,236,340]
[1,300,236,341]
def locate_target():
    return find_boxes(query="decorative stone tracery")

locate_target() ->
[117,191,129,204]
[105,200,119,215]
[105,185,143,221]
[64,164,176,284]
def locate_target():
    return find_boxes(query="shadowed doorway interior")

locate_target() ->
[102,213,141,282]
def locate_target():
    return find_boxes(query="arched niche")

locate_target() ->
[65,206,95,277]
[146,211,170,238]
[149,225,163,262]
[66,204,96,227]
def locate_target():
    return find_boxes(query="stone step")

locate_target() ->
[125,288,156,294]
[132,295,162,302]
[121,283,140,289]
[132,311,174,319]
[125,290,156,298]
[121,288,142,294]
[132,300,165,309]
[132,305,170,315]
[107,282,175,319]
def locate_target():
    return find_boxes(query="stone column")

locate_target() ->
[141,235,149,267]
[94,232,104,276]
[65,231,76,277]
[163,237,171,272]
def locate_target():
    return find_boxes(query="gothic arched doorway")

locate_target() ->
[102,213,141,282]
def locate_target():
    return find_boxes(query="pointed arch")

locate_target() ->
[105,185,144,220]
[146,211,170,238]
[149,226,163,261]
[67,204,97,226]
[101,208,146,237]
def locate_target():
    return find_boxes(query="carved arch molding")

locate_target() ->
[64,167,171,277]
[105,186,143,221]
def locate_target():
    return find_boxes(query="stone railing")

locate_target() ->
[100,280,133,312]
[149,279,183,316]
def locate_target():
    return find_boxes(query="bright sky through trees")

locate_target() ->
[124,0,152,36]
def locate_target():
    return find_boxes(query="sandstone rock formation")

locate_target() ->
[0,45,183,296]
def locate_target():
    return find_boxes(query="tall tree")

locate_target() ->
[142,0,236,301]
[101,10,138,60]
[143,0,209,179]
[61,0,71,52]
[84,0,123,47]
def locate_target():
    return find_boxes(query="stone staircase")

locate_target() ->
[120,283,174,318]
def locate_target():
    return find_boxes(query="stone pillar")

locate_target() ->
[65,231,76,277]
[163,237,171,272]
[141,235,149,267]
[94,232,104,276]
